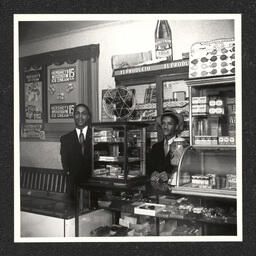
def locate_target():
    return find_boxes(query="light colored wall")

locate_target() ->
[20,19,234,114]
[19,19,234,168]
[20,141,62,169]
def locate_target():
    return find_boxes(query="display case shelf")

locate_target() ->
[90,122,148,186]
[192,145,236,149]
[187,75,236,148]
[175,74,237,201]
[172,186,236,199]
[175,142,236,199]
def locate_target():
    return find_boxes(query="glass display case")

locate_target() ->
[172,146,236,199]
[162,79,190,138]
[188,75,235,148]
[90,122,148,186]
[172,75,236,199]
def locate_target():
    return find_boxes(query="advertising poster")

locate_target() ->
[50,103,75,119]
[24,68,43,123]
[47,61,80,123]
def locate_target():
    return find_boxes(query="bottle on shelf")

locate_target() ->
[155,20,173,61]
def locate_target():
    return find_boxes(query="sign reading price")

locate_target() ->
[50,67,76,83]
[50,103,75,119]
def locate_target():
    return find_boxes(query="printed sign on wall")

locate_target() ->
[50,103,75,119]
[50,66,76,84]
[24,68,43,123]
[47,61,81,123]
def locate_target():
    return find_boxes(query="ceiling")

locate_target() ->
[19,21,114,43]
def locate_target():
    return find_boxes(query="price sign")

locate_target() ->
[50,103,75,119]
[50,67,76,83]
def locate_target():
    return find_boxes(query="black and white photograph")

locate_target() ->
[14,14,242,242]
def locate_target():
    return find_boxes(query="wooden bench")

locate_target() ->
[20,166,75,219]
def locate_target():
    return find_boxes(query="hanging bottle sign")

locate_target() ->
[155,20,173,61]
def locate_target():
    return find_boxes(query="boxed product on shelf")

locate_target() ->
[192,104,209,115]
[191,175,212,188]
[93,130,113,137]
[134,203,166,216]
[93,168,109,176]
[226,174,236,189]
[163,100,189,108]
[194,136,218,145]
[215,107,225,115]
[218,136,235,145]
[192,96,208,105]
[216,98,224,107]
[99,156,123,162]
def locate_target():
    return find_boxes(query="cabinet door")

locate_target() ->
[189,78,235,148]
[157,77,190,141]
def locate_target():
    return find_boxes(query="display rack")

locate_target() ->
[172,75,236,199]
[89,122,148,187]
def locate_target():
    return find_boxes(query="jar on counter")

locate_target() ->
[170,137,187,166]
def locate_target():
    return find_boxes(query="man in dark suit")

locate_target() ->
[147,109,184,184]
[60,103,92,198]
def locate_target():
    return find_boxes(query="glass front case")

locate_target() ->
[91,122,147,185]
[125,83,157,122]
[173,146,236,199]
[190,79,235,148]
[162,80,190,138]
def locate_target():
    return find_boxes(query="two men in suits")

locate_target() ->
[148,109,184,184]
[60,103,92,198]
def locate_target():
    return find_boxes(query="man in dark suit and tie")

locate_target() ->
[147,109,184,184]
[60,103,92,198]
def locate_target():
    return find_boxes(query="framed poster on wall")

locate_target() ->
[24,67,43,123]
[47,61,82,123]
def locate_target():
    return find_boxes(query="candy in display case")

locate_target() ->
[188,75,235,147]
[90,122,148,186]
[172,146,236,199]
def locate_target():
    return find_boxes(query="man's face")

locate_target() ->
[161,116,177,138]
[74,106,89,129]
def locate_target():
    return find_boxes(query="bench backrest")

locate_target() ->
[20,167,67,193]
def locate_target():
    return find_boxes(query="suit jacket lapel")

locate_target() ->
[71,129,81,153]
[158,141,165,158]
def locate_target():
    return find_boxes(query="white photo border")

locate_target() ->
[14,13,242,242]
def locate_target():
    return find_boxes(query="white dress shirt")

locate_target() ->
[165,136,177,186]
[164,136,176,153]
[76,126,88,141]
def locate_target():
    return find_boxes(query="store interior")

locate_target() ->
[18,18,239,239]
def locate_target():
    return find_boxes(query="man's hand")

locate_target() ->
[159,171,169,182]
[150,171,160,182]
[150,171,169,183]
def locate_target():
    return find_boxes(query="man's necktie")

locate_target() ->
[164,139,169,156]
[79,129,85,155]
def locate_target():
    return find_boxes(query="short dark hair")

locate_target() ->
[161,112,178,125]
[74,103,92,123]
